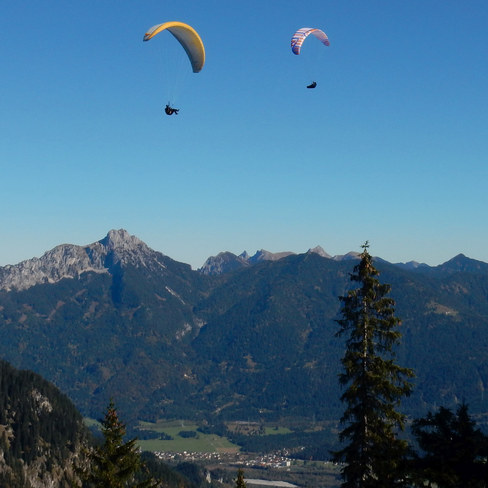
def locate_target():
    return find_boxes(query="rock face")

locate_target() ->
[307,246,332,259]
[199,251,250,276]
[199,249,297,275]
[0,229,162,292]
[247,249,295,264]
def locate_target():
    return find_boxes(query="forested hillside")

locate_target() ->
[0,359,88,487]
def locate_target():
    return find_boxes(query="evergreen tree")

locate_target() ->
[410,402,488,487]
[82,399,159,488]
[333,242,414,488]
[235,468,247,488]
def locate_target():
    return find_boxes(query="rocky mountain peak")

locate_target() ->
[0,229,162,292]
[100,229,145,252]
[98,228,156,267]
[307,246,332,259]
[435,253,488,274]
[199,251,250,276]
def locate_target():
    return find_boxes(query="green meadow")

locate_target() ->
[136,420,239,453]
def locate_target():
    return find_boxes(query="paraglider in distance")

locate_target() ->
[143,21,205,73]
[291,27,329,89]
[143,21,205,116]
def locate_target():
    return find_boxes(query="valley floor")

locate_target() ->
[155,451,342,488]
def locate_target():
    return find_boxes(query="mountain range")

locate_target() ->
[1,229,488,433]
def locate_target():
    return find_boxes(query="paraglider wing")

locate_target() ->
[291,27,329,55]
[143,21,205,73]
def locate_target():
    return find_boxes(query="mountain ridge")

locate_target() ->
[3,228,481,289]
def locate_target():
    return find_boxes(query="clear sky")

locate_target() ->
[2,1,487,269]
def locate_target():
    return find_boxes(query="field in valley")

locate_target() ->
[136,419,239,453]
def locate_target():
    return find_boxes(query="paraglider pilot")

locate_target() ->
[165,104,179,115]
[307,81,317,89]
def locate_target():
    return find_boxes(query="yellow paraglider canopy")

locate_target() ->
[143,21,205,73]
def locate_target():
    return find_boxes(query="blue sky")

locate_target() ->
[1,1,487,269]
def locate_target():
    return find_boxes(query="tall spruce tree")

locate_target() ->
[333,242,414,488]
[82,399,158,488]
